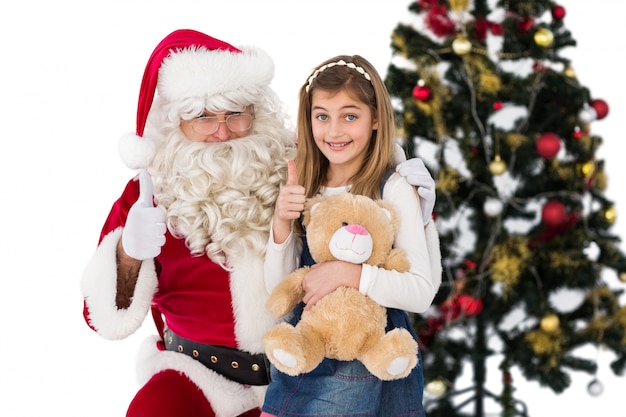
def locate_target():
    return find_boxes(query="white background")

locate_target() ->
[0,1,624,416]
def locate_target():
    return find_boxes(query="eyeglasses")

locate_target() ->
[188,107,255,135]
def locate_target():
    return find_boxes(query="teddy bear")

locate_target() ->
[263,193,419,381]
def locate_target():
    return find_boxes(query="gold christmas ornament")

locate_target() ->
[540,313,560,333]
[449,0,469,11]
[603,207,617,224]
[534,28,554,48]
[577,161,595,179]
[563,66,577,78]
[489,156,507,175]
[619,272,626,283]
[425,379,447,396]
[452,35,472,55]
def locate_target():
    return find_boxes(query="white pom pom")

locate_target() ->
[118,132,157,169]
[484,198,504,217]
[578,107,596,124]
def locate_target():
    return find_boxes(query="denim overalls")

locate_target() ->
[262,194,426,416]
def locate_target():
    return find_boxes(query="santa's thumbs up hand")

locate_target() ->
[275,160,306,222]
[122,170,167,260]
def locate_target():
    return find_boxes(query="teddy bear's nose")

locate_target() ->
[345,224,368,236]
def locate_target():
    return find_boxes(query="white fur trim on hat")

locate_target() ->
[158,45,274,103]
[118,132,157,170]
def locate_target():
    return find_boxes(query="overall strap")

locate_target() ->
[380,169,393,195]
[300,233,315,267]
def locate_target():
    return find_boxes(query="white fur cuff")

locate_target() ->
[81,227,158,339]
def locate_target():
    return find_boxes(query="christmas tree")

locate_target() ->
[384,1,626,416]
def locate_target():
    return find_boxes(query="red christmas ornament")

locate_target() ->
[503,372,513,385]
[532,61,545,72]
[457,294,483,316]
[424,4,456,37]
[489,22,503,36]
[464,259,477,270]
[551,5,566,20]
[475,18,490,42]
[412,84,432,102]
[542,200,567,226]
[590,99,609,120]
[517,17,535,32]
[492,101,503,110]
[439,299,461,321]
[418,316,443,347]
[536,132,561,158]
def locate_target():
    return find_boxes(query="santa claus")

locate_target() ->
[81,29,295,417]
[81,29,436,417]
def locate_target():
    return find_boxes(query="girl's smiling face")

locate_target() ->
[310,89,378,185]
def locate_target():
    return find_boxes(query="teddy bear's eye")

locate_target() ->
[342,222,348,227]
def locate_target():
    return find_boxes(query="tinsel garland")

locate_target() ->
[437,166,461,193]
[490,237,531,297]
[524,328,566,368]
[505,132,528,149]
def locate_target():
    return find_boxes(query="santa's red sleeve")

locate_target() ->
[81,176,159,340]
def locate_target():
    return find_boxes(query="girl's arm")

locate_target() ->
[264,160,306,294]
[263,219,301,294]
[359,173,442,313]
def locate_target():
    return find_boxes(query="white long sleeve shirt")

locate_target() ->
[264,172,442,314]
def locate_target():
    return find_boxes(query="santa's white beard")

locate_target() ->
[149,130,284,267]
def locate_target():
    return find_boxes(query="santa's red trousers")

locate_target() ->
[126,369,260,417]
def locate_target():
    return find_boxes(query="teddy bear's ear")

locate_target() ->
[380,207,392,222]
[310,202,321,215]
[376,199,394,220]
[377,199,401,233]
[302,196,325,227]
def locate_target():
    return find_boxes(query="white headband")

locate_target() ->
[305,59,372,93]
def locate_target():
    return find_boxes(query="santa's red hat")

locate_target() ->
[118,29,275,169]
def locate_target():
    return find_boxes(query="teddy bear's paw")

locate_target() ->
[386,356,411,376]
[272,348,298,368]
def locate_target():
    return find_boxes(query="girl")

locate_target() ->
[262,55,442,416]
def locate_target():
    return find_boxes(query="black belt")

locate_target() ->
[163,328,270,386]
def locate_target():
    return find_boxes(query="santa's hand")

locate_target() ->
[121,169,167,260]
[396,157,436,225]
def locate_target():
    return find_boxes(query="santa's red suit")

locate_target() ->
[81,30,295,417]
